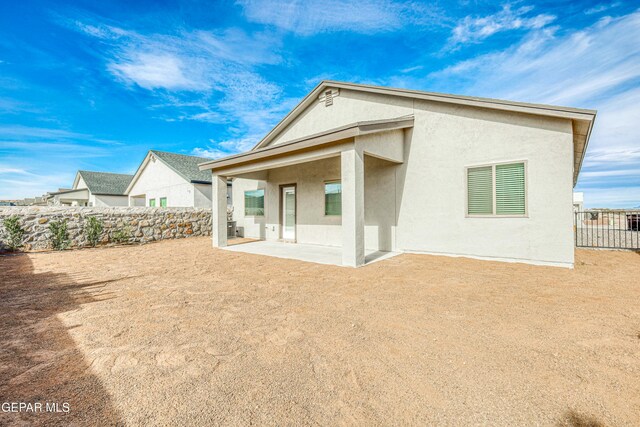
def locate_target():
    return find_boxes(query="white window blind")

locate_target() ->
[495,163,526,215]
[467,166,493,215]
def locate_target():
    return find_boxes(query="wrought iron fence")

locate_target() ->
[574,210,640,249]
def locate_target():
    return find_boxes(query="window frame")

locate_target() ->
[149,198,156,207]
[244,189,265,217]
[324,179,342,216]
[465,160,528,218]
[159,197,167,208]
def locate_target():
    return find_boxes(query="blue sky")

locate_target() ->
[0,0,638,207]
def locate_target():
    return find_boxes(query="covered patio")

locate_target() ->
[49,188,89,206]
[199,116,413,267]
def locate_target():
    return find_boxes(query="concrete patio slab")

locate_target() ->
[222,240,400,266]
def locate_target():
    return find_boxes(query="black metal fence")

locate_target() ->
[575,210,640,249]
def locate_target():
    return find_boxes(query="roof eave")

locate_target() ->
[573,111,597,187]
[199,115,414,172]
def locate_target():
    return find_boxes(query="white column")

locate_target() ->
[341,147,365,267]
[212,174,228,248]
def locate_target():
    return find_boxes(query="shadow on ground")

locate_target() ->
[558,410,605,427]
[0,253,123,426]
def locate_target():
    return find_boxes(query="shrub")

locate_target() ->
[111,226,131,244]
[84,216,104,247]
[2,216,25,251]
[48,219,70,251]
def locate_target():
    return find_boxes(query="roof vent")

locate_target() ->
[325,90,333,106]
[319,88,339,106]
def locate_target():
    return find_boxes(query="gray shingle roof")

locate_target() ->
[78,171,134,195]
[150,150,212,184]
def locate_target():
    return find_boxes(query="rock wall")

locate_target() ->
[0,207,212,251]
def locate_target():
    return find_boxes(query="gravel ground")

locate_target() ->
[1,238,639,426]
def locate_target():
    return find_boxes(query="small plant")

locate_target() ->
[2,216,25,251]
[111,226,131,244]
[84,216,104,247]
[48,219,70,251]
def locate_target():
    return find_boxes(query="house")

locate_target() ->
[126,150,230,208]
[199,81,596,268]
[49,171,133,206]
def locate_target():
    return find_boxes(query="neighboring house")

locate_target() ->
[49,171,133,206]
[126,150,224,208]
[200,81,596,268]
[573,192,584,212]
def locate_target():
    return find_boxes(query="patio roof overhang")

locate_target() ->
[198,115,414,176]
[50,188,90,200]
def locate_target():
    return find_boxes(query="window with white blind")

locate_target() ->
[466,162,526,217]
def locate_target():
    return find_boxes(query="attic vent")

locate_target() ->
[325,90,333,106]
[319,88,339,106]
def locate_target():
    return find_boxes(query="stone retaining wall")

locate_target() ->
[0,206,212,251]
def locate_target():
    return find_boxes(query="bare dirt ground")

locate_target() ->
[1,238,639,426]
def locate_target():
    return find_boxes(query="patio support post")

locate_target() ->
[212,173,228,248]
[341,146,365,267]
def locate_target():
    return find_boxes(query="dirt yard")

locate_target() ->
[1,238,639,426]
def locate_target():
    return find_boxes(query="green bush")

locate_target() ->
[48,219,70,251]
[84,216,104,247]
[2,216,25,251]
[111,226,131,244]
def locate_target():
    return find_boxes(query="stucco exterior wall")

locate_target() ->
[75,176,87,190]
[231,178,266,239]
[231,156,396,251]
[91,194,129,207]
[193,183,213,208]
[230,88,576,267]
[128,158,203,207]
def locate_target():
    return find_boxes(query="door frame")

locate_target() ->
[279,183,297,242]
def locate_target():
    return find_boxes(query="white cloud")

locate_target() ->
[424,11,640,208]
[109,53,204,91]
[236,0,440,35]
[580,168,640,178]
[585,2,621,15]
[450,4,556,45]
[191,135,263,160]
[191,147,228,159]
[574,186,640,208]
[66,17,290,139]
[0,171,75,199]
[0,167,33,176]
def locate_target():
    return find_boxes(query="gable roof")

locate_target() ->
[150,150,213,184]
[249,80,596,185]
[74,171,133,195]
[125,150,213,195]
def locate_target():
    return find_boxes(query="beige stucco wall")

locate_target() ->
[230,88,576,267]
[75,176,88,190]
[91,194,128,207]
[231,156,396,251]
[231,178,266,239]
[128,158,211,207]
[194,183,213,208]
